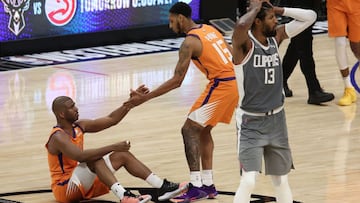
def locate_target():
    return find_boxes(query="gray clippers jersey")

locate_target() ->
[234,31,284,113]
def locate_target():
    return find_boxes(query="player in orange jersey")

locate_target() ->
[327,0,360,105]
[125,2,238,202]
[45,90,189,203]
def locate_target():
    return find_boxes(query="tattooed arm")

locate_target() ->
[126,35,201,106]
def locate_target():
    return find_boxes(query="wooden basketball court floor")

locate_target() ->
[0,34,359,203]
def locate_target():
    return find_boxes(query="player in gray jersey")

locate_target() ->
[232,0,317,202]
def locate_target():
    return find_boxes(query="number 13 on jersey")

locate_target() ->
[264,68,275,84]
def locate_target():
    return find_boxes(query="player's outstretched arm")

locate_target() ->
[125,37,197,107]
[77,85,149,133]
[48,131,131,162]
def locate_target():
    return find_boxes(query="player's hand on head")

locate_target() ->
[113,140,131,152]
[249,0,263,11]
[263,0,273,7]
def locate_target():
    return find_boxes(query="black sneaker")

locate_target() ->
[157,179,189,201]
[307,90,335,105]
[284,85,293,97]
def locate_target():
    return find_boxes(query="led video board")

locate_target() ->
[0,0,200,42]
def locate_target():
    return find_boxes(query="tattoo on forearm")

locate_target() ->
[176,43,191,77]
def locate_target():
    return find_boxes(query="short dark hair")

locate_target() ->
[256,2,273,21]
[169,2,192,18]
[251,2,273,29]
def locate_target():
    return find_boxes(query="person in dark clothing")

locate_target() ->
[282,0,334,105]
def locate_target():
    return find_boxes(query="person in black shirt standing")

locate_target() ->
[282,0,334,105]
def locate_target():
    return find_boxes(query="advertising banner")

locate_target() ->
[0,0,200,42]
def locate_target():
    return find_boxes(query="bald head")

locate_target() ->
[52,96,72,115]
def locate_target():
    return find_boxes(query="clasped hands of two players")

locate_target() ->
[123,84,150,109]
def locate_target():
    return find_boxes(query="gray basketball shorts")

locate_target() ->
[236,109,294,175]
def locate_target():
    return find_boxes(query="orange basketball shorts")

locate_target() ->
[327,0,360,42]
[188,77,238,126]
[52,177,109,203]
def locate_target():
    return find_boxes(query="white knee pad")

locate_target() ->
[335,37,349,70]
[103,153,116,174]
[271,175,282,187]
[270,175,293,203]
[240,171,258,189]
[270,175,289,187]
[69,162,96,193]
[233,170,259,203]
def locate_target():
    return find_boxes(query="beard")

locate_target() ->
[65,113,78,123]
[263,24,277,37]
[175,23,182,34]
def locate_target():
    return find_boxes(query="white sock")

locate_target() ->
[343,75,353,88]
[271,175,293,203]
[233,170,257,203]
[201,170,213,186]
[111,182,126,199]
[190,171,202,187]
[145,173,164,188]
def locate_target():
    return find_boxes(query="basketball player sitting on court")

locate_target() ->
[45,87,189,203]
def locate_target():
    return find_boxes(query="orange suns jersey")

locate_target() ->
[45,125,84,189]
[187,24,234,80]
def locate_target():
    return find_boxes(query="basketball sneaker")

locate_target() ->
[158,179,190,201]
[121,190,152,203]
[338,87,357,106]
[170,184,207,203]
[200,184,218,199]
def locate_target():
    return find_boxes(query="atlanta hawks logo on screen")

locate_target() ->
[1,0,30,35]
[45,0,77,26]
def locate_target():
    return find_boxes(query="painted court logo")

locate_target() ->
[350,61,360,93]
[45,0,76,26]
[1,0,30,35]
